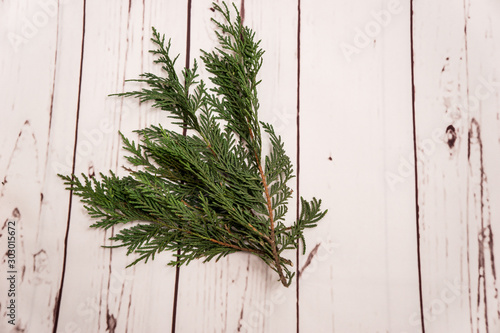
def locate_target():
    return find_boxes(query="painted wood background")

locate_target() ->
[1,0,499,332]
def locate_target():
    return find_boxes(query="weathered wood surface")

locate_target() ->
[0,0,499,332]
[413,0,500,332]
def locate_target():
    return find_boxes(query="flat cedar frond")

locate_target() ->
[59,1,327,287]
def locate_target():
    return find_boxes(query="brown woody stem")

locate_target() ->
[247,124,288,287]
[256,160,289,286]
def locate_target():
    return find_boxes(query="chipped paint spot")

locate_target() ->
[88,163,95,178]
[446,125,457,149]
[106,311,117,333]
[33,249,49,274]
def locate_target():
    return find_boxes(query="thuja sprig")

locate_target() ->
[59,2,327,287]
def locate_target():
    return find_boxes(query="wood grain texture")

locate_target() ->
[299,0,421,331]
[1,0,500,332]
[413,0,500,332]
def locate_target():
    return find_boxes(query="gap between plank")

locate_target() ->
[409,1,426,332]
[171,1,192,332]
[53,1,87,332]
[295,0,302,332]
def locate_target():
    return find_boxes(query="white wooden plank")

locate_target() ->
[413,0,500,331]
[55,1,188,332]
[412,2,470,331]
[0,0,83,331]
[174,1,299,332]
[299,0,421,331]
[466,2,500,331]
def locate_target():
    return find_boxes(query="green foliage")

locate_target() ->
[59,2,327,287]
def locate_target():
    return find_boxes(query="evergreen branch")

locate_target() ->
[59,1,327,287]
